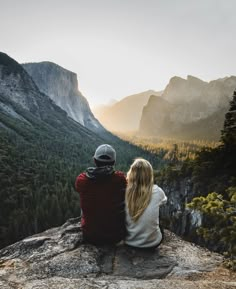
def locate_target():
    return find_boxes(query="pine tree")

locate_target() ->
[170,143,179,165]
[221,90,236,146]
[187,187,236,270]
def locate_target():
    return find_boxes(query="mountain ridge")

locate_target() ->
[139,75,236,140]
[94,90,162,132]
[22,61,103,133]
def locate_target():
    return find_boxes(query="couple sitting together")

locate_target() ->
[75,144,167,249]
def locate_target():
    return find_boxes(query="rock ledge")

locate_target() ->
[0,218,235,289]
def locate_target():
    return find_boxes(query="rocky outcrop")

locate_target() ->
[139,75,236,140]
[162,75,235,115]
[0,53,41,116]
[163,75,208,105]
[159,177,203,243]
[93,90,162,132]
[22,62,104,133]
[0,218,235,289]
[139,95,174,136]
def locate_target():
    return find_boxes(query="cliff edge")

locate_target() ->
[0,218,235,289]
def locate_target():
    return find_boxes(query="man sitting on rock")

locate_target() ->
[75,144,127,245]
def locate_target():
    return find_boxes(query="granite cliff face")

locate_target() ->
[1,218,235,289]
[163,75,234,116]
[139,76,236,140]
[159,178,202,242]
[0,55,41,117]
[0,52,102,139]
[22,62,103,133]
[139,95,174,136]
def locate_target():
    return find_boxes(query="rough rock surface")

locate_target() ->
[0,218,235,289]
[0,54,41,116]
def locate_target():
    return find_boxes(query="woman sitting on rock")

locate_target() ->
[125,158,167,249]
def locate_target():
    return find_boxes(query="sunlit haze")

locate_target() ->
[1,0,235,107]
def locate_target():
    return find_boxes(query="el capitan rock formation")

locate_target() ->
[23,62,104,133]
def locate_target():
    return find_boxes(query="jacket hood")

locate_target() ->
[86,166,115,179]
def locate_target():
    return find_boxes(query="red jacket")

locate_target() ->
[75,167,127,244]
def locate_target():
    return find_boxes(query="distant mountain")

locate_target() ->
[139,75,236,140]
[107,98,118,106]
[0,54,101,142]
[0,54,42,115]
[22,62,103,133]
[93,90,162,132]
[0,52,161,167]
[139,95,174,137]
[162,75,235,120]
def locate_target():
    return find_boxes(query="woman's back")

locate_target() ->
[125,184,167,248]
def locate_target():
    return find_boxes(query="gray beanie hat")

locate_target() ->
[94,144,116,163]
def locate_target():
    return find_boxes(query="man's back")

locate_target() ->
[75,167,126,245]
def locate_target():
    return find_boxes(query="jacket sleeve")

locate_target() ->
[159,187,167,206]
[75,174,85,205]
[117,171,127,199]
[75,173,85,193]
[75,174,85,218]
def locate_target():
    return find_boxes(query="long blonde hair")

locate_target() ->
[126,158,154,222]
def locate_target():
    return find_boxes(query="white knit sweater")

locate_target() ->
[125,184,167,248]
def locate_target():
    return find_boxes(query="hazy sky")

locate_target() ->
[1,0,236,107]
